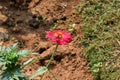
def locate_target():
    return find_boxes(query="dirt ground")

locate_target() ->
[0,0,93,80]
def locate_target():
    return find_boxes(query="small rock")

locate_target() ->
[16,19,23,24]
[32,14,43,21]
[0,12,8,24]
[60,15,67,21]
[52,18,58,23]
[29,19,40,28]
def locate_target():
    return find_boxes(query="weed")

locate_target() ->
[0,44,37,80]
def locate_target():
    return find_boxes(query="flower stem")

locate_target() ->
[48,70,57,80]
[40,44,58,80]
[46,44,58,68]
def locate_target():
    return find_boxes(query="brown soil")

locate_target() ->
[0,0,93,80]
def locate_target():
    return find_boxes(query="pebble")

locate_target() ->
[60,15,67,21]
[52,18,58,23]
[29,19,40,29]
[0,12,8,24]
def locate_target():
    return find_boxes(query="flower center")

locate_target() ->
[54,32,64,39]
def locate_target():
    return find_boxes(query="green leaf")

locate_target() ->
[11,43,18,50]
[12,75,19,80]
[31,52,39,55]
[7,43,18,53]
[22,58,34,68]
[0,71,12,80]
[18,50,31,57]
[30,67,48,79]
[18,50,38,58]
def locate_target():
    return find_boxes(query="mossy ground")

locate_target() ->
[76,0,120,80]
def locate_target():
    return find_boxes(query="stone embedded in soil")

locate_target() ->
[16,19,24,24]
[0,12,8,24]
[60,15,67,21]
[52,18,58,23]
[29,18,40,28]
[31,14,44,22]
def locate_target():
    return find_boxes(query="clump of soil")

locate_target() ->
[0,0,93,80]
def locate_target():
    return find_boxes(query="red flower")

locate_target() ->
[46,30,72,45]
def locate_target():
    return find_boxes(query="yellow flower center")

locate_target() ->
[54,32,64,38]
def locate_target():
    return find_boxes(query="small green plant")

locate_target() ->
[0,44,37,80]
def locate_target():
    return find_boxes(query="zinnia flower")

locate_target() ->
[46,30,72,45]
